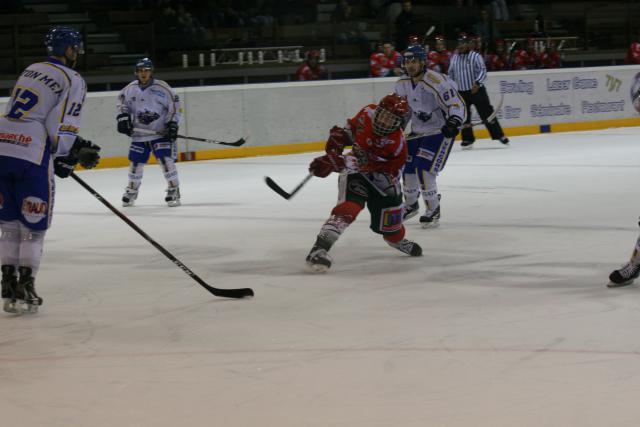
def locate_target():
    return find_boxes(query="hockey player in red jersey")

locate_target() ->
[539,40,561,69]
[486,39,509,71]
[428,35,451,74]
[625,32,640,64]
[525,37,540,68]
[305,93,422,272]
[370,41,402,77]
[295,50,328,81]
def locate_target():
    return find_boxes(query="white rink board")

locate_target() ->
[1,65,640,158]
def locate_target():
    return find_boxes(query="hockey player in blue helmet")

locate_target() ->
[44,26,84,68]
[134,57,154,86]
[394,42,466,228]
[1,26,100,314]
[117,57,184,207]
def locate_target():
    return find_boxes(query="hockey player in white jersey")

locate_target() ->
[0,26,101,314]
[394,45,466,227]
[116,58,183,207]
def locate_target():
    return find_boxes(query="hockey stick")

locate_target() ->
[133,128,246,147]
[462,93,505,128]
[70,172,254,299]
[264,173,313,200]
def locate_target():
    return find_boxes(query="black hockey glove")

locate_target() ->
[53,154,77,178]
[71,136,101,169]
[165,121,179,143]
[116,113,133,136]
[441,116,462,138]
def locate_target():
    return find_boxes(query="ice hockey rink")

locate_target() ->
[2,127,640,427]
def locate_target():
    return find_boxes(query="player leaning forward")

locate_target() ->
[305,94,422,273]
[394,45,466,226]
[116,58,183,207]
[0,27,100,314]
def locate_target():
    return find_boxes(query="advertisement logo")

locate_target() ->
[21,196,47,224]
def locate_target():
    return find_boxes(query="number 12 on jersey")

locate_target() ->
[7,87,40,120]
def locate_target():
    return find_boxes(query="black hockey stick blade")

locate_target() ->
[70,172,254,299]
[264,173,313,200]
[177,134,246,147]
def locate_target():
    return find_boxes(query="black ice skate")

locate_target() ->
[461,140,474,149]
[386,239,423,256]
[165,186,181,207]
[419,205,441,229]
[306,246,333,273]
[607,262,640,288]
[122,187,138,207]
[403,201,420,220]
[1,265,18,314]
[499,137,510,145]
[14,267,43,314]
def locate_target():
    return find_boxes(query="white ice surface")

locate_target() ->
[2,129,640,426]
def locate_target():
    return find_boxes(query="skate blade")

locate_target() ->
[167,200,181,207]
[607,280,636,288]
[421,221,440,229]
[3,299,19,314]
[305,263,329,274]
[461,145,474,150]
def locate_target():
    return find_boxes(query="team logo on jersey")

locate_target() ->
[137,110,160,125]
[150,88,166,98]
[21,196,48,224]
[380,206,403,233]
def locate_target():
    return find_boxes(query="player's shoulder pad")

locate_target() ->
[424,70,443,85]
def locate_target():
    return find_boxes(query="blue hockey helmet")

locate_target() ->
[45,26,84,56]
[135,57,154,73]
[402,44,427,64]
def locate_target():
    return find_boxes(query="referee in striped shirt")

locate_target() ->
[448,32,509,147]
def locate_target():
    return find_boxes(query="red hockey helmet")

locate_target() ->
[373,94,409,136]
[457,32,470,44]
[306,50,321,60]
[434,34,445,42]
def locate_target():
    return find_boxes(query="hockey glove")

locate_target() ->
[441,116,462,138]
[71,136,101,169]
[325,125,352,155]
[116,113,133,136]
[165,121,179,143]
[309,153,345,178]
[53,154,77,178]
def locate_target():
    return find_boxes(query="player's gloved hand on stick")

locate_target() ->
[441,116,462,138]
[53,154,77,178]
[165,121,179,143]
[116,113,133,136]
[309,153,345,178]
[71,136,101,169]
[325,125,351,155]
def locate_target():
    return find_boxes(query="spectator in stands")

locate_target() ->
[248,0,275,27]
[625,32,640,65]
[295,50,328,81]
[395,1,418,51]
[332,0,368,48]
[473,9,499,47]
[490,0,509,21]
[370,40,402,77]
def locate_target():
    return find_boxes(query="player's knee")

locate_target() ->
[331,201,363,223]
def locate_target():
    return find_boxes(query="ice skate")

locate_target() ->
[1,265,18,314]
[419,205,440,229]
[305,246,333,273]
[461,140,474,150]
[122,187,138,207]
[607,262,640,288]
[13,267,42,314]
[499,137,510,145]
[403,201,420,220]
[165,186,181,207]
[386,238,422,256]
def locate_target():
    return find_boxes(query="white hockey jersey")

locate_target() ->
[394,69,467,136]
[117,79,183,143]
[0,59,86,166]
